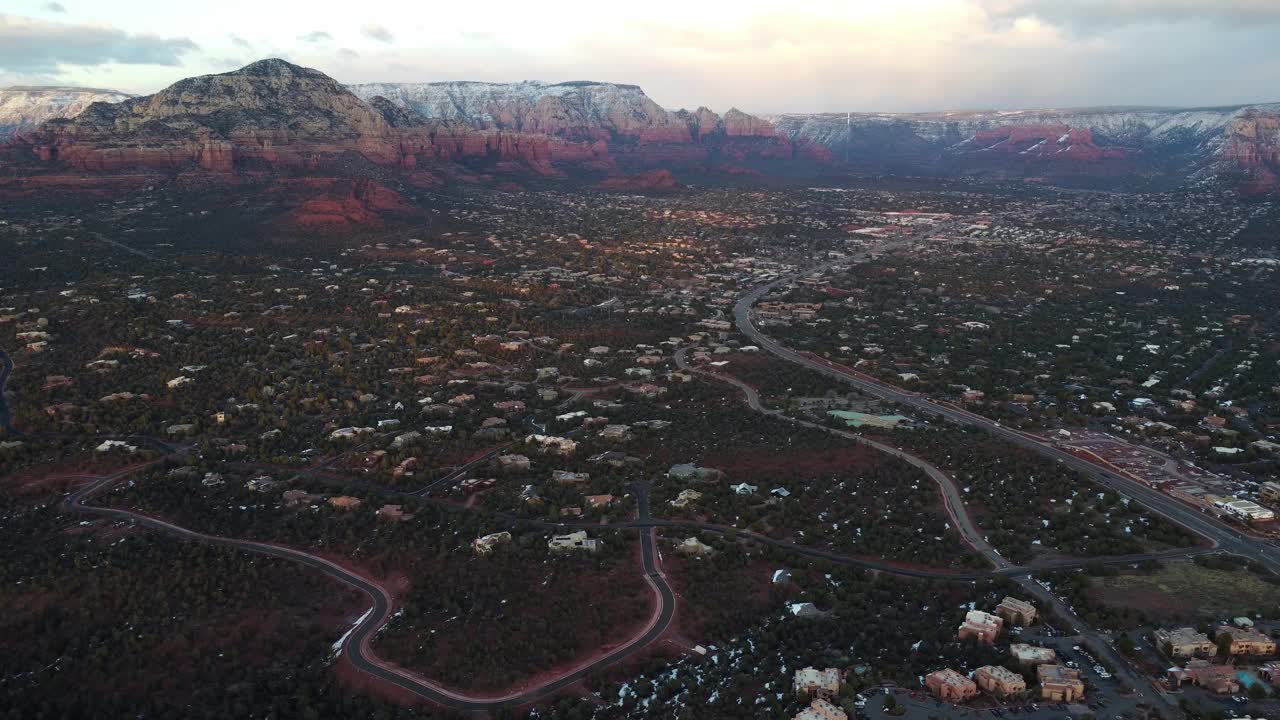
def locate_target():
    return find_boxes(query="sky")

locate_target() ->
[2,0,1279,113]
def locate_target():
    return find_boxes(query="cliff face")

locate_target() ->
[0,86,133,140]
[10,60,820,183]
[771,104,1280,191]
[346,80,826,169]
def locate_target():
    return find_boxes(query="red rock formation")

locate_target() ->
[279,178,412,226]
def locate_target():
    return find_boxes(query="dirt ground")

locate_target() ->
[1087,561,1280,620]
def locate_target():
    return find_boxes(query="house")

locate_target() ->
[548,530,600,553]
[794,667,842,700]
[958,610,1004,645]
[166,376,194,389]
[1153,627,1214,658]
[1038,665,1085,702]
[925,669,978,703]
[390,431,422,449]
[584,494,615,509]
[1168,660,1240,695]
[794,698,847,720]
[1215,625,1278,656]
[730,483,759,495]
[497,454,531,472]
[975,665,1026,698]
[472,532,512,555]
[1010,643,1056,666]
[995,597,1037,626]
[600,424,632,441]
[670,489,703,508]
[553,470,590,484]
[676,537,714,556]
[526,434,578,456]
[667,463,723,481]
[282,489,321,506]
[329,496,362,511]
[376,504,414,522]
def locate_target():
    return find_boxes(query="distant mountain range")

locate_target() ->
[0,86,132,140]
[1,58,1277,196]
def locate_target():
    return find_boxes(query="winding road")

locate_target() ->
[732,267,1280,576]
[63,464,676,711]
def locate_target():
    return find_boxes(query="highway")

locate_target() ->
[678,341,1182,713]
[62,462,676,711]
[732,267,1280,577]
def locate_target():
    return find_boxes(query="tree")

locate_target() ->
[1216,633,1233,658]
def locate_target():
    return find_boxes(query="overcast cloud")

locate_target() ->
[1,1,1276,113]
[0,14,197,75]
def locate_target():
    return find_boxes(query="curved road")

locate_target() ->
[733,269,1280,576]
[677,344,1182,713]
[63,466,676,711]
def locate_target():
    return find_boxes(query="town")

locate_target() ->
[2,179,1278,720]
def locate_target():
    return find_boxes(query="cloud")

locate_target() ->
[300,30,331,43]
[361,23,393,43]
[228,33,251,49]
[41,2,66,12]
[337,48,359,60]
[978,0,1280,30]
[0,14,198,73]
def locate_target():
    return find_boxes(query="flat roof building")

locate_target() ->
[996,597,1037,626]
[975,665,1026,698]
[1037,665,1085,703]
[794,667,841,700]
[959,610,1004,645]
[1153,627,1215,658]
[794,698,847,720]
[1010,643,1057,666]
[1215,625,1278,656]
[925,669,978,703]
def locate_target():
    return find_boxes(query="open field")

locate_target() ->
[1087,560,1280,621]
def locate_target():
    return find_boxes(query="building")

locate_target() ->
[1037,665,1085,702]
[376,504,413,522]
[1010,643,1057,666]
[794,698,847,720]
[328,496,362,511]
[925,669,978,703]
[958,610,1004,645]
[670,489,703,508]
[497,454,531,471]
[1168,660,1240,695]
[1215,625,1278,656]
[676,537,714,556]
[793,667,842,700]
[552,470,590,484]
[1261,481,1280,505]
[1153,627,1215,658]
[584,494,615,509]
[548,530,600,553]
[995,597,1037,626]
[1207,495,1275,523]
[975,665,1026,698]
[472,532,512,555]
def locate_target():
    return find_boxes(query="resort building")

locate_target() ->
[925,669,978,703]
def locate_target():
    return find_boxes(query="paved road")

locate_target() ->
[732,268,1280,577]
[679,347,1183,715]
[63,466,677,711]
[675,345,1011,570]
[0,348,16,435]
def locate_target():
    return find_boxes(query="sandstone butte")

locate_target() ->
[4,58,830,181]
